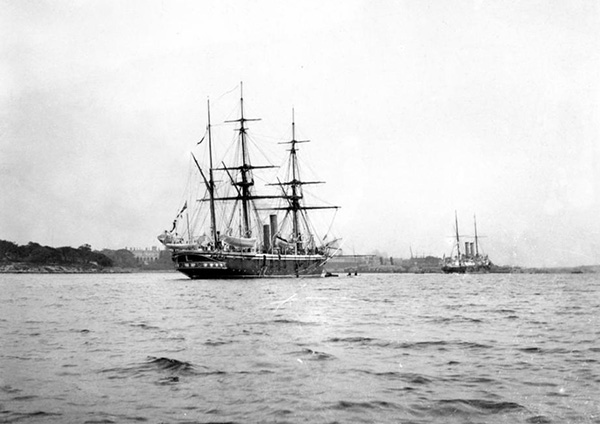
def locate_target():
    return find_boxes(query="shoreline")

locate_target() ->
[0,264,168,274]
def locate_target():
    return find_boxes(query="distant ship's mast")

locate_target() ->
[473,214,479,257]
[455,210,462,264]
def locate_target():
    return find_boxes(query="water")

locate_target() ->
[0,272,598,423]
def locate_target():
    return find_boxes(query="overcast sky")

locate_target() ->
[1,0,599,267]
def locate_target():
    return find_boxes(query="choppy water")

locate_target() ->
[0,272,598,423]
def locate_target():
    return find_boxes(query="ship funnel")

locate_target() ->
[269,215,278,251]
[263,224,271,253]
[465,242,470,257]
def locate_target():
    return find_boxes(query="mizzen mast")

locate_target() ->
[270,109,339,251]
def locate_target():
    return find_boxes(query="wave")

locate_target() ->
[82,412,153,423]
[0,385,21,394]
[326,336,376,343]
[324,337,492,351]
[248,319,319,326]
[11,395,38,401]
[204,339,233,346]
[131,323,161,331]
[409,398,527,419]
[379,371,433,385]
[271,319,319,326]
[100,356,212,380]
[0,411,62,423]
[430,316,484,324]
[518,347,574,354]
[395,340,490,350]
[288,348,336,361]
[435,398,525,414]
[330,399,401,411]
[526,416,553,424]
[146,356,195,373]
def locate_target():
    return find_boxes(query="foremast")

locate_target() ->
[454,210,462,265]
[190,99,219,247]
[207,99,218,246]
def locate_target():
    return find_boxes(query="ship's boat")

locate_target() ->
[221,235,257,249]
[158,83,341,279]
[441,212,492,274]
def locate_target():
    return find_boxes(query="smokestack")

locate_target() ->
[269,215,278,249]
[263,224,271,253]
[470,242,475,257]
[465,242,470,257]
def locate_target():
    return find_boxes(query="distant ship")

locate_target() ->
[158,83,341,279]
[441,212,491,274]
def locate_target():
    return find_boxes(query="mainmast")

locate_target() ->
[289,109,303,247]
[224,82,261,237]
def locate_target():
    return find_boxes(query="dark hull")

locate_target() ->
[442,265,467,274]
[442,264,491,274]
[172,250,328,279]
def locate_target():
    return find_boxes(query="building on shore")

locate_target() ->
[325,255,377,273]
[127,246,161,265]
[325,254,443,273]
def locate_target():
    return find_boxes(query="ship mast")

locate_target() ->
[211,88,337,249]
[215,82,283,241]
[290,109,302,247]
[224,82,260,237]
[473,214,479,257]
[269,109,339,252]
[455,210,462,264]
[238,83,252,237]
[207,98,218,246]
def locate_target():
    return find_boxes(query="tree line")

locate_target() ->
[0,240,172,270]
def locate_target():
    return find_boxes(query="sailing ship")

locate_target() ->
[158,84,341,279]
[441,212,491,273]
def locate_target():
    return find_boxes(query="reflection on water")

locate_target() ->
[1,273,598,423]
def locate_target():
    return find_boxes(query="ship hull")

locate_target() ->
[172,250,328,279]
[442,264,490,274]
[441,265,467,274]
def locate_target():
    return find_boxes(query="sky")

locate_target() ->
[1,0,599,267]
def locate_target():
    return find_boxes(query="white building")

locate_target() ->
[128,246,161,265]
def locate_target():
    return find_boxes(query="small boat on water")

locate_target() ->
[441,212,491,274]
[158,83,341,279]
